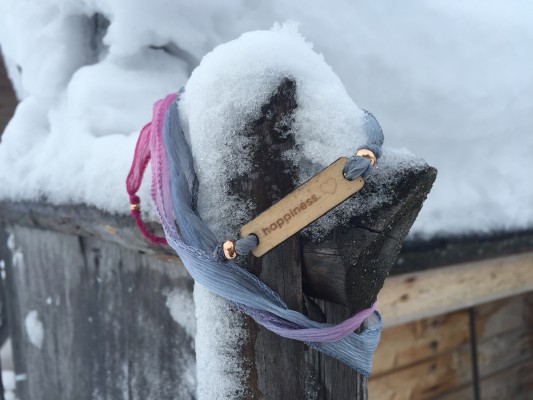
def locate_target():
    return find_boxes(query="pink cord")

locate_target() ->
[126,122,168,246]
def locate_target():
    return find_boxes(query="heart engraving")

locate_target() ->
[320,178,337,195]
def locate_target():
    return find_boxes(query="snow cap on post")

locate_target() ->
[179,22,373,239]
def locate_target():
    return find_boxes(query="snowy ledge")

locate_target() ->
[0,150,436,311]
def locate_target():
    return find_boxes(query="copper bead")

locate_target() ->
[223,240,237,260]
[355,149,377,166]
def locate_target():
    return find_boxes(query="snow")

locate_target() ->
[181,23,368,238]
[166,289,197,339]
[305,147,427,240]
[24,310,44,349]
[193,285,249,400]
[2,370,17,400]
[0,0,531,237]
[6,231,24,272]
[0,0,188,215]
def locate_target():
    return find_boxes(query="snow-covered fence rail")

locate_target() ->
[0,77,436,400]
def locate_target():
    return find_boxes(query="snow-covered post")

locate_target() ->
[227,77,306,399]
[201,75,437,398]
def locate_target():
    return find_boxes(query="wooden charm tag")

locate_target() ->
[240,157,365,257]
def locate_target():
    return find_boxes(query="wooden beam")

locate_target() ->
[370,324,533,400]
[370,292,533,400]
[302,162,437,312]
[0,200,173,257]
[408,358,533,400]
[369,342,473,400]
[394,229,533,275]
[379,251,533,327]
[372,309,471,376]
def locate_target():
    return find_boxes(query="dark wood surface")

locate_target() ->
[0,57,17,136]
[229,78,306,399]
[306,300,370,400]
[0,224,195,400]
[226,78,374,400]
[393,229,533,275]
[303,163,436,311]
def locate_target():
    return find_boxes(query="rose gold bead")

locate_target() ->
[130,203,141,211]
[355,149,377,166]
[223,240,237,260]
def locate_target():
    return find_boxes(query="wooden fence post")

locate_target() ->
[223,77,437,399]
[0,78,436,399]
[229,78,306,399]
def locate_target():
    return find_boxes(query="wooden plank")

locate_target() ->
[379,251,533,327]
[478,358,533,400]
[477,327,533,377]
[2,225,195,400]
[367,293,533,399]
[368,344,473,400]
[475,292,533,340]
[372,309,470,376]
[370,292,533,400]
[0,225,30,400]
[0,201,174,260]
[369,327,533,400]
[439,354,533,400]
[431,384,474,400]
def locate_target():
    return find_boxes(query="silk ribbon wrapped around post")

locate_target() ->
[126,90,384,377]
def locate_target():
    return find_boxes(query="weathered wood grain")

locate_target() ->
[369,343,473,400]
[475,292,533,340]
[378,251,533,327]
[436,357,533,400]
[431,384,475,400]
[0,201,173,259]
[302,163,437,311]
[228,78,306,399]
[1,225,195,400]
[0,225,27,400]
[476,358,533,400]
[372,310,470,376]
[477,326,533,377]
[306,299,369,400]
[373,292,533,377]
[369,291,533,400]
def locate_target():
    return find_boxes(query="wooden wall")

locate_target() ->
[369,292,533,400]
[0,225,196,400]
[0,57,17,135]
